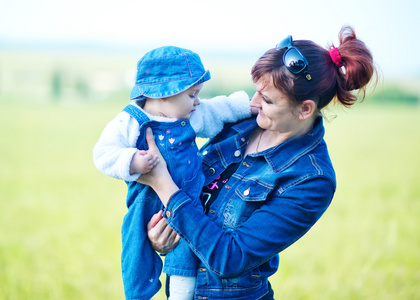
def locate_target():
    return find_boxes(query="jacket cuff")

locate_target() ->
[162,189,190,222]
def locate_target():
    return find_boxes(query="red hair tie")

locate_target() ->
[329,47,342,67]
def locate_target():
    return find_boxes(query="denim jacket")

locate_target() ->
[163,115,336,300]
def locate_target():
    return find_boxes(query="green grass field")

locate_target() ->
[1,95,419,299]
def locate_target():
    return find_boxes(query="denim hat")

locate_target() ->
[130,46,211,100]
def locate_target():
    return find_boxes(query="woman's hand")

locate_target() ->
[147,210,181,254]
[135,128,166,187]
[136,128,179,206]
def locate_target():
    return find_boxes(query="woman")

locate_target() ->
[140,26,376,299]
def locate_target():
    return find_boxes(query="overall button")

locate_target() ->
[208,168,215,175]
[180,121,186,126]
[234,150,241,157]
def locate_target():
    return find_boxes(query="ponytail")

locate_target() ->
[332,26,377,107]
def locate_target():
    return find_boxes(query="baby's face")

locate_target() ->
[163,84,203,119]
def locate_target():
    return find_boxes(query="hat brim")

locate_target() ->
[130,70,211,100]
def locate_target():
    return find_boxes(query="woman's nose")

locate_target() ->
[250,92,261,107]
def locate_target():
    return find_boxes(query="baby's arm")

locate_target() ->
[190,91,251,138]
[93,110,148,181]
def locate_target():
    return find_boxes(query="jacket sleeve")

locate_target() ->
[163,176,334,278]
[190,91,251,138]
[92,111,143,181]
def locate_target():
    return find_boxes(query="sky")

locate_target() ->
[1,0,420,79]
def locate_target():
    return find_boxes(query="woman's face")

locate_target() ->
[250,75,301,133]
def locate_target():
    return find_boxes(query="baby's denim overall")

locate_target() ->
[121,105,203,300]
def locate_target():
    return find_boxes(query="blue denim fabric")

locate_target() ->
[130,46,211,100]
[121,105,204,299]
[163,116,336,299]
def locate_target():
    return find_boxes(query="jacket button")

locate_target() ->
[180,121,186,126]
[234,150,241,157]
[209,168,215,175]
[166,210,171,218]
[243,187,250,196]
[209,209,215,214]
[202,150,208,156]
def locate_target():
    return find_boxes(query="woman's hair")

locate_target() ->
[251,26,377,109]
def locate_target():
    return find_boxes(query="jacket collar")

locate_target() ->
[232,115,325,173]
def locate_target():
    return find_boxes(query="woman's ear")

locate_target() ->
[299,100,316,120]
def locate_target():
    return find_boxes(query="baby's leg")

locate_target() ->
[168,275,196,300]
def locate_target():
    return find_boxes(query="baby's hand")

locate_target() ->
[130,150,159,175]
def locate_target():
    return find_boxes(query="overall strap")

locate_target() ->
[122,104,150,124]
[122,104,152,150]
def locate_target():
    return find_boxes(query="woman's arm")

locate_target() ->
[163,179,333,277]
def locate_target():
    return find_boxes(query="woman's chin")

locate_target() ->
[256,114,266,128]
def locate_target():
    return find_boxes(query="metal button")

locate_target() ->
[243,187,250,196]
[180,121,186,126]
[166,210,171,218]
[202,150,208,156]
[234,150,241,157]
[208,168,215,175]
[210,210,215,214]
[241,137,245,142]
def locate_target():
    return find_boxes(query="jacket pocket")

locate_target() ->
[223,180,273,229]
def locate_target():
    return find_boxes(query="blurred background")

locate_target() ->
[1,0,419,299]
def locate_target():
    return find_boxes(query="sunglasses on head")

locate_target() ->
[276,35,312,80]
